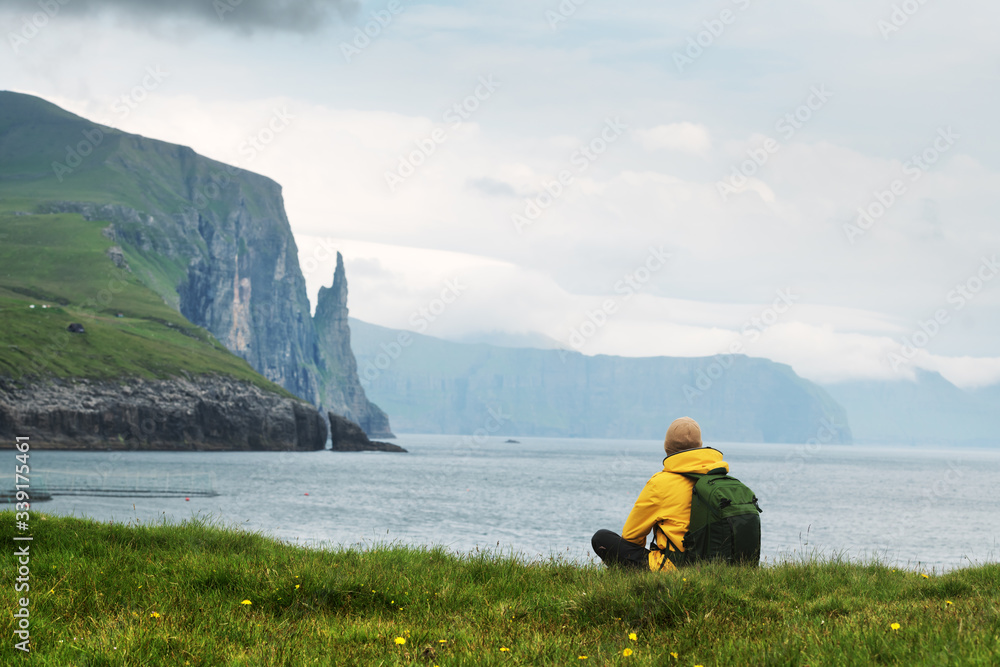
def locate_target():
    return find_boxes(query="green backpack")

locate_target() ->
[656,467,762,568]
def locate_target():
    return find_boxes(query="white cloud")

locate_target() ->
[43,89,1000,390]
[7,0,1000,392]
[297,236,1000,389]
[635,122,711,155]
[918,355,1000,389]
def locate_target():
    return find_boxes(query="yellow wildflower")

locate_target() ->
[150,611,160,618]
[240,600,251,605]
[578,657,588,660]
[623,648,633,657]
[394,637,406,645]
[500,647,510,652]
[295,584,300,589]
[629,632,637,641]
[945,600,953,605]
[921,574,929,579]
[890,623,901,631]
[670,652,678,659]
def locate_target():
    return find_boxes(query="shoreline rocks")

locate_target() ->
[329,412,406,452]
[0,375,327,451]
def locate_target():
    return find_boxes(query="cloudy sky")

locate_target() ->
[3,0,999,388]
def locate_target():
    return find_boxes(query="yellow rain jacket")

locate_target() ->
[621,447,728,572]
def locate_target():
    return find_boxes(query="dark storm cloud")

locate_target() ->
[0,0,360,34]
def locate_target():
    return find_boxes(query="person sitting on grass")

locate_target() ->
[591,416,729,571]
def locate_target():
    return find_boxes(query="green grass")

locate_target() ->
[0,92,267,219]
[0,512,997,666]
[0,93,301,399]
[0,208,293,398]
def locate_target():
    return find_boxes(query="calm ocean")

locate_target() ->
[18,436,1000,572]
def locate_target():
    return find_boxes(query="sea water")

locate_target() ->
[17,436,1000,572]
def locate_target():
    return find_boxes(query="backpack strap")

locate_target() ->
[652,522,683,571]
[671,469,726,520]
[673,467,726,478]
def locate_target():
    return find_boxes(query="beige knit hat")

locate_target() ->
[664,417,703,456]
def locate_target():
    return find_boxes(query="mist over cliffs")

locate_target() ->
[349,318,853,444]
[0,91,389,441]
[824,370,1000,446]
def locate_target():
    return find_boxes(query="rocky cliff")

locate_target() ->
[350,318,853,444]
[0,91,392,439]
[314,253,393,437]
[0,375,327,451]
[40,178,324,407]
[825,370,1000,446]
[328,412,405,452]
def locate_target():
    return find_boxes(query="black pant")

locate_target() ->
[591,529,650,570]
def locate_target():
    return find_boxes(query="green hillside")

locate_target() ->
[0,91,292,313]
[0,91,307,397]
[0,92,242,217]
[0,200,292,397]
[1,92,234,310]
[1,91,353,417]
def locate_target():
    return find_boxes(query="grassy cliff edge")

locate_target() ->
[1,512,996,666]
[0,203,292,397]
